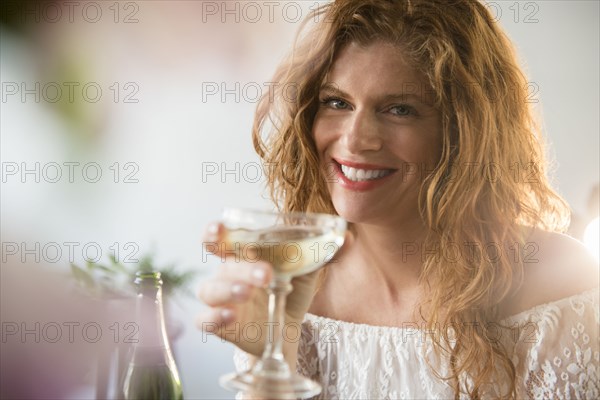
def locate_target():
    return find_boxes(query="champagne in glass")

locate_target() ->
[224,225,343,279]
[218,208,346,399]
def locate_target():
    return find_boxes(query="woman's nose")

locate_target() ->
[341,110,383,153]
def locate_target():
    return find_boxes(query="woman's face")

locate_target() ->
[313,41,443,225]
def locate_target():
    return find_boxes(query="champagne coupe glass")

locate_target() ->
[218,208,347,399]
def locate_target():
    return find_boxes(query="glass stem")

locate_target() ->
[253,279,293,379]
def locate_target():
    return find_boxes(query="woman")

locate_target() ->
[197,0,599,398]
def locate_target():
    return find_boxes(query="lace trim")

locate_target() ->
[304,288,599,331]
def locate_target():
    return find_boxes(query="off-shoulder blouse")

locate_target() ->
[235,289,599,399]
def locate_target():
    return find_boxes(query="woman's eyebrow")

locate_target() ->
[319,82,435,107]
[380,92,435,107]
[318,83,350,98]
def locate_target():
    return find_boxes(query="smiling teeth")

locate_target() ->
[340,165,392,182]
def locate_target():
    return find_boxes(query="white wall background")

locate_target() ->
[1,1,598,399]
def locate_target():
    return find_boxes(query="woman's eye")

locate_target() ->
[389,105,415,116]
[321,97,349,110]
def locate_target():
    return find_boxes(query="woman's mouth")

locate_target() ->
[331,159,397,191]
[339,164,394,181]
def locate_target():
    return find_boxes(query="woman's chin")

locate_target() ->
[332,202,381,225]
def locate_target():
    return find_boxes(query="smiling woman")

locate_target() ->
[197,0,599,399]
[313,41,443,225]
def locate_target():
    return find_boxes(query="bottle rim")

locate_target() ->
[134,271,163,286]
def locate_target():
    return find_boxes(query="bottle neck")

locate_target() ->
[136,284,170,348]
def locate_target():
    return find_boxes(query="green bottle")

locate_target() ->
[123,272,183,400]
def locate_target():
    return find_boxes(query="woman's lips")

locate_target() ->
[329,159,397,191]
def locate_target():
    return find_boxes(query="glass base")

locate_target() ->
[220,370,322,399]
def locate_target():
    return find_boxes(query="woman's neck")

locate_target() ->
[312,217,430,325]
[348,217,430,293]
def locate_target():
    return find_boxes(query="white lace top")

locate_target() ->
[234,289,599,399]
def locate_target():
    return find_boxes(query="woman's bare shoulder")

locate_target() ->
[501,228,599,318]
[523,228,598,281]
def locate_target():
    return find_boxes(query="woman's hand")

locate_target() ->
[195,222,320,365]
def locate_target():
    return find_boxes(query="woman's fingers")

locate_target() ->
[195,307,236,331]
[197,256,272,311]
[196,222,275,349]
[202,221,274,284]
[202,222,227,257]
[217,260,272,287]
[197,279,254,306]
[197,258,272,306]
